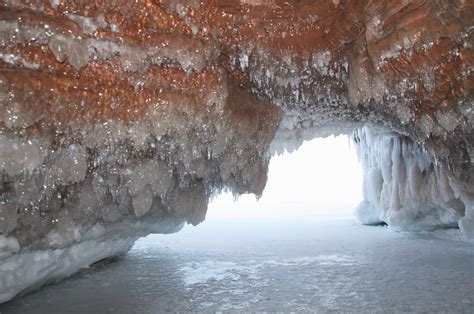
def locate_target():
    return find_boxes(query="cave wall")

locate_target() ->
[0,0,472,303]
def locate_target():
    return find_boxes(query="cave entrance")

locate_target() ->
[134,134,363,245]
[205,135,363,223]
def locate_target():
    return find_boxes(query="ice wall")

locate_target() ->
[353,127,472,237]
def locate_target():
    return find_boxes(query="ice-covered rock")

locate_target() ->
[0,134,47,176]
[0,75,280,301]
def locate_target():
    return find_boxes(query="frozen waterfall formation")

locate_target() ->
[0,0,473,302]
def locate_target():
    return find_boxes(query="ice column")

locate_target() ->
[353,127,472,238]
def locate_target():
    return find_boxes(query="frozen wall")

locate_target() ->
[354,127,472,238]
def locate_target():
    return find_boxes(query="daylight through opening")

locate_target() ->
[193,135,361,224]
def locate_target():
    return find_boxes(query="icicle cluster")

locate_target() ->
[353,127,472,237]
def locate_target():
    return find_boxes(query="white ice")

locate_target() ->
[354,126,472,240]
[0,219,183,303]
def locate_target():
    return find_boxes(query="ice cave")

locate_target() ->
[0,0,473,305]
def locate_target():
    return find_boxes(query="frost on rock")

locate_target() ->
[0,77,280,302]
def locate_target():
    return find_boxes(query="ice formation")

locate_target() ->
[0,0,473,303]
[354,127,471,230]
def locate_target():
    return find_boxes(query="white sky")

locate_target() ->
[206,135,363,221]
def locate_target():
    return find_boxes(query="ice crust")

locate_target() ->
[0,17,216,73]
[0,216,183,303]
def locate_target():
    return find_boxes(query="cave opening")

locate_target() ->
[130,134,363,247]
[175,135,361,227]
[205,135,362,222]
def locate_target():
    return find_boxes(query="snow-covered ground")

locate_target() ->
[1,216,473,313]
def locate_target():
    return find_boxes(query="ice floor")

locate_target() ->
[1,216,473,313]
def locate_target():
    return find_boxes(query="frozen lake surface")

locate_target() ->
[1,216,473,313]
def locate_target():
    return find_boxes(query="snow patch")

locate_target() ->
[180,261,258,286]
[180,254,358,287]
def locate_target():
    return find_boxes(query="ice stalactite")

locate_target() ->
[354,127,472,239]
